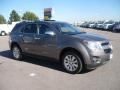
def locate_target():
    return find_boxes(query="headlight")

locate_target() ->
[109,42,113,49]
[84,41,103,51]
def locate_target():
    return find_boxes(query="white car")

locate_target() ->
[0,29,7,36]
[96,24,104,29]
[0,24,10,36]
[0,26,11,36]
[103,22,115,30]
[0,22,19,36]
[89,24,95,28]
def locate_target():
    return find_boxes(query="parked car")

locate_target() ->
[0,22,20,36]
[92,23,97,29]
[80,23,89,28]
[0,25,10,36]
[103,22,115,31]
[107,24,114,31]
[9,21,113,74]
[0,29,7,36]
[96,23,104,29]
[112,23,120,32]
[89,23,95,28]
[0,24,11,36]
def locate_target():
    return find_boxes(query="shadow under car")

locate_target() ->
[0,50,93,74]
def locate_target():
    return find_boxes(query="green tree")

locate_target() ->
[0,15,6,24]
[22,12,39,21]
[9,10,21,23]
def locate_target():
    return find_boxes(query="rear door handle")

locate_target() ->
[19,34,23,37]
[34,37,41,40]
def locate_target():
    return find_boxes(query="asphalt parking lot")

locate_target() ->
[0,28,120,90]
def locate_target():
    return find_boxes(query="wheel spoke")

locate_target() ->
[71,65,76,71]
[13,47,20,59]
[71,56,75,61]
[65,56,70,61]
[64,54,79,72]
[69,65,73,71]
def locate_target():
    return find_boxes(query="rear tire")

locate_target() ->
[12,45,22,60]
[62,52,83,74]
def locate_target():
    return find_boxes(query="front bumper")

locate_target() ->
[83,40,113,69]
[86,52,113,69]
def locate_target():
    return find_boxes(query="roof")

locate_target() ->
[19,20,66,25]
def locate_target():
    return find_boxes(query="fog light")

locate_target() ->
[92,57,101,64]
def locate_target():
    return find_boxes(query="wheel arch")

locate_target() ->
[59,47,86,66]
[10,42,22,51]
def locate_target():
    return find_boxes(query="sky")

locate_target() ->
[0,0,120,23]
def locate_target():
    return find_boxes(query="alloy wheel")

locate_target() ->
[64,55,79,72]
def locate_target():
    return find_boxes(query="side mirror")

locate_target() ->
[45,31,56,36]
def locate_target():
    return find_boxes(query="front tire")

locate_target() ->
[62,52,83,74]
[12,45,22,60]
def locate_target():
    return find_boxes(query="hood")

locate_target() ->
[72,32,108,41]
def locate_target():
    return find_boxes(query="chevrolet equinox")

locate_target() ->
[9,21,113,74]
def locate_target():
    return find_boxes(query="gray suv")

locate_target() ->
[9,21,113,74]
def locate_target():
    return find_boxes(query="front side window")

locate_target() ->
[38,24,52,34]
[23,24,37,34]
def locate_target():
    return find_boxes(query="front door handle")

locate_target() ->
[34,37,41,40]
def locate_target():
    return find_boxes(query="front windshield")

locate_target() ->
[58,23,81,34]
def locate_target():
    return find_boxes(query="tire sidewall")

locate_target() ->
[62,52,83,74]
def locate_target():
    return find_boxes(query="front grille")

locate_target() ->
[104,48,112,53]
[101,42,109,46]
[101,41,112,53]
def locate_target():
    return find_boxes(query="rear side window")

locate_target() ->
[23,24,37,34]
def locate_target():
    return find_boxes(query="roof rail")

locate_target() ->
[20,20,56,23]
[34,20,42,22]
[44,20,56,21]
[21,20,34,22]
